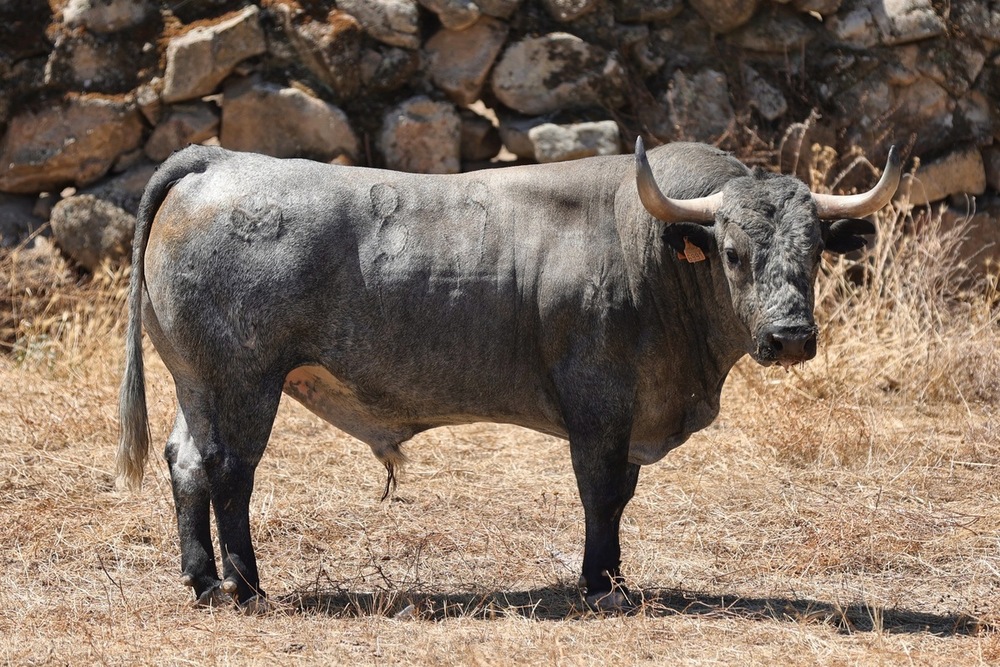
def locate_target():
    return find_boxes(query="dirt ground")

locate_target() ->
[2,199,1000,665]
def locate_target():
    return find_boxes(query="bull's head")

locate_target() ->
[635,137,900,367]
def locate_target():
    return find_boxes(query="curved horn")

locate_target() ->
[635,136,721,224]
[812,145,901,219]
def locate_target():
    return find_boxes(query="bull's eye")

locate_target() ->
[725,248,740,268]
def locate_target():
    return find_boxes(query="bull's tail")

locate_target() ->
[116,145,221,490]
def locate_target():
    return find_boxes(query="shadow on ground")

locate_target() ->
[275,584,985,636]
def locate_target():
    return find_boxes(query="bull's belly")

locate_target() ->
[285,365,722,468]
[283,365,414,466]
[282,365,565,463]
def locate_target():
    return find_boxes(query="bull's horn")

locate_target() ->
[635,136,720,224]
[812,145,901,218]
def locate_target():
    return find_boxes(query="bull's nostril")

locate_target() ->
[762,326,816,362]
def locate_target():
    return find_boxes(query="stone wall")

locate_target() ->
[0,0,998,270]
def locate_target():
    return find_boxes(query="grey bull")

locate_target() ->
[118,138,900,609]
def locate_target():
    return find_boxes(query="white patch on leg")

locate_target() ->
[171,412,207,495]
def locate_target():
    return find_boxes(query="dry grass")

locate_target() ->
[3,150,1000,665]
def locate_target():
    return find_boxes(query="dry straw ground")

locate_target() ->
[3,146,1000,665]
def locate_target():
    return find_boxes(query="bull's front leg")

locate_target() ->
[557,369,641,611]
[570,434,641,611]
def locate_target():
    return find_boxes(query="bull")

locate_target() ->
[117,138,899,610]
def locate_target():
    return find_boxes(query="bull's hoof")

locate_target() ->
[181,573,234,608]
[584,589,635,613]
[194,583,234,608]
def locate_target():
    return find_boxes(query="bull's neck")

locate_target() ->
[646,253,749,387]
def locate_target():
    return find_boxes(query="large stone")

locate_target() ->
[826,3,879,48]
[887,77,954,157]
[49,162,156,271]
[0,97,143,194]
[871,0,946,45]
[666,69,735,143]
[144,102,220,162]
[528,120,621,163]
[688,0,760,33]
[491,33,626,115]
[359,46,421,93]
[220,78,358,162]
[917,40,987,98]
[63,0,150,33]
[541,0,601,22]
[337,0,420,49]
[79,161,157,215]
[743,65,787,121]
[162,6,267,103]
[44,28,147,92]
[379,97,461,174]
[901,147,986,207]
[49,194,134,270]
[276,6,363,100]
[46,159,155,268]
[881,45,921,86]
[426,17,509,106]
[955,92,994,148]
[417,0,480,30]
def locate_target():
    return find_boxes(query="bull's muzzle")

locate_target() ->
[757,324,818,367]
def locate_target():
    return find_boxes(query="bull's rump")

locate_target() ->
[140,152,623,444]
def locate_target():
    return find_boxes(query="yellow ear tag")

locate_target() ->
[680,237,706,263]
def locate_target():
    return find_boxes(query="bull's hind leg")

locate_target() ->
[164,404,222,605]
[168,378,283,608]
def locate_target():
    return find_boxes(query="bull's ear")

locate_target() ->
[663,222,716,259]
[823,218,876,254]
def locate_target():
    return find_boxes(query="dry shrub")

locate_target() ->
[808,148,1000,408]
[729,381,875,467]
[1,236,128,372]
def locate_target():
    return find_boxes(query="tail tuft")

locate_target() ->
[116,322,150,490]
